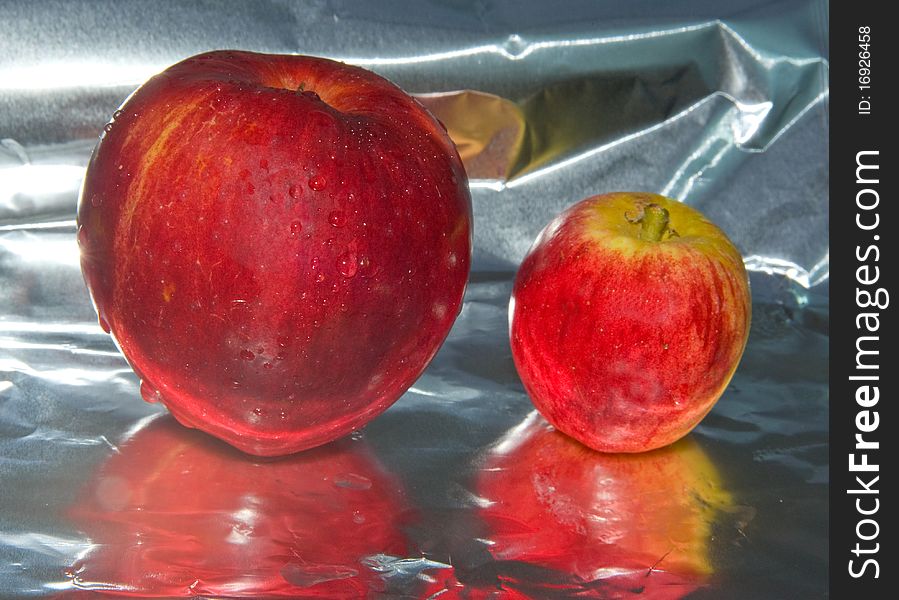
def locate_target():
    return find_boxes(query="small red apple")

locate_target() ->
[64,416,412,597]
[77,51,472,456]
[467,413,732,599]
[510,192,750,453]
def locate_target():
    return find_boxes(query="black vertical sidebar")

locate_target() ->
[830,2,895,597]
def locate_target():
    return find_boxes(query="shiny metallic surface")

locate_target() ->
[2,1,827,597]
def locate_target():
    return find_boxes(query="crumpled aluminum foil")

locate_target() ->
[1,0,828,597]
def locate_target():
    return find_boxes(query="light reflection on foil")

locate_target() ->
[338,22,720,66]
[0,62,163,91]
[744,253,829,289]
[0,165,85,203]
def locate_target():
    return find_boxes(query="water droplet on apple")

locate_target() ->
[316,273,326,283]
[350,430,363,441]
[358,255,374,278]
[103,123,113,133]
[309,174,327,191]
[90,194,102,207]
[328,210,346,227]
[112,109,123,120]
[289,219,303,237]
[240,349,255,361]
[432,303,447,319]
[288,184,299,199]
[139,380,160,403]
[263,362,273,370]
[97,315,110,333]
[337,251,358,278]
[311,257,320,270]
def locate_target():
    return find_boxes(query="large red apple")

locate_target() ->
[77,50,472,456]
[510,192,750,453]
[63,415,413,597]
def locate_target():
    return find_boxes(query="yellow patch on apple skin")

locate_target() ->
[118,96,208,241]
[162,281,176,302]
[110,89,220,317]
[194,155,209,176]
[578,193,744,268]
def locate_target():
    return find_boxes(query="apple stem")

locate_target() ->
[638,203,670,242]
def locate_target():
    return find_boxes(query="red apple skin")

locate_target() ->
[510,192,750,453]
[63,416,412,597]
[77,51,472,456]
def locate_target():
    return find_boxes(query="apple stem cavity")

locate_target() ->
[636,203,671,242]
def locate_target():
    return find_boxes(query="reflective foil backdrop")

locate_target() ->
[1,1,827,598]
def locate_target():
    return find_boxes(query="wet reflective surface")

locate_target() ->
[1,1,827,597]
[426,413,738,599]
[61,417,413,597]
[0,271,828,598]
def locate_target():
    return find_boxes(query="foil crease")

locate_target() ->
[2,0,827,597]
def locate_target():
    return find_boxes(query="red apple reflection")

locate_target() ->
[63,415,412,597]
[425,413,733,599]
